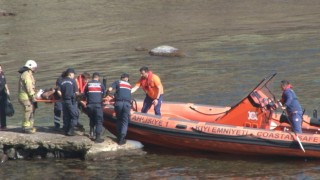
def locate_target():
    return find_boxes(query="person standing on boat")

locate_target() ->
[107,73,132,145]
[131,67,164,116]
[84,72,105,143]
[0,65,10,130]
[18,60,38,134]
[57,68,79,136]
[280,80,303,133]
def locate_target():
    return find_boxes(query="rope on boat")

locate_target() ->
[189,106,229,116]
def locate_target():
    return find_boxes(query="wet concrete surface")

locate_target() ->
[0,126,144,162]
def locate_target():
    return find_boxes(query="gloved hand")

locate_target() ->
[30,94,37,103]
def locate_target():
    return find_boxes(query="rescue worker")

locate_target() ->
[57,68,79,136]
[84,72,105,143]
[18,60,38,133]
[131,67,164,116]
[280,80,303,133]
[53,71,66,130]
[107,73,132,145]
[0,65,10,130]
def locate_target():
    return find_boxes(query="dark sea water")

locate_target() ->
[1,0,320,179]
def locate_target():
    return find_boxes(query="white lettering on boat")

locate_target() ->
[194,126,249,136]
[130,115,320,143]
[132,115,164,127]
[193,125,320,143]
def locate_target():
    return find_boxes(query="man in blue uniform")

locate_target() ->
[57,68,79,136]
[280,80,303,133]
[84,72,106,143]
[107,73,132,145]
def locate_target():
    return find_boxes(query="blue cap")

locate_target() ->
[121,73,129,78]
[93,72,100,77]
[66,68,76,74]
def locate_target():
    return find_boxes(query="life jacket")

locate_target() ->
[76,74,87,93]
[139,71,153,92]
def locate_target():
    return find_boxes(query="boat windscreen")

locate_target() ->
[251,73,277,100]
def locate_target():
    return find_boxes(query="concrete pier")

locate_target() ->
[0,126,144,162]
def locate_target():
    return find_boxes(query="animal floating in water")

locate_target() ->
[135,45,185,57]
[0,10,16,16]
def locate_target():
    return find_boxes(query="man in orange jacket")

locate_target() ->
[131,67,164,116]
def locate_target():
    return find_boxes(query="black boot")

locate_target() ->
[89,127,95,139]
[66,126,75,136]
[95,133,104,143]
[117,134,126,145]
[75,123,85,132]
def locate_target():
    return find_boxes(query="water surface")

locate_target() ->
[1,0,320,179]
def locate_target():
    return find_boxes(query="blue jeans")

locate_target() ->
[0,91,7,128]
[86,103,103,135]
[141,94,163,116]
[54,101,62,128]
[62,100,79,132]
[114,101,131,137]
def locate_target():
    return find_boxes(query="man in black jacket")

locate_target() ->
[0,65,10,130]
[84,72,106,143]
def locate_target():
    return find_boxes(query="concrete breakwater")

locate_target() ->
[0,126,144,162]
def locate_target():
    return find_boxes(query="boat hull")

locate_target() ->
[103,110,320,158]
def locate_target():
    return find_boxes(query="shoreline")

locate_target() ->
[0,126,144,163]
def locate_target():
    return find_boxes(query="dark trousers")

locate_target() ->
[54,101,62,128]
[0,92,7,128]
[141,94,163,116]
[114,101,131,138]
[289,111,303,133]
[62,100,79,132]
[86,103,103,135]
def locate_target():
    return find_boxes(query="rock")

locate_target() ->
[149,45,185,57]
[46,152,55,159]
[0,126,144,161]
[1,154,8,163]
[5,148,16,160]
[16,149,30,159]
[85,139,144,160]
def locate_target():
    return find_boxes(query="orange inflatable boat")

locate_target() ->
[81,73,320,158]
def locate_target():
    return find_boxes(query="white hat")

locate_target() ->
[24,60,37,69]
